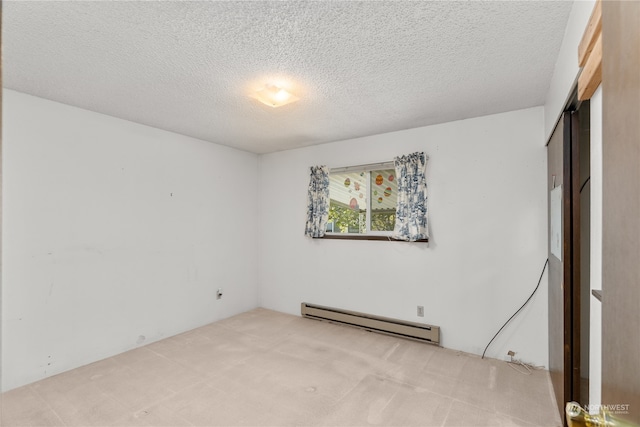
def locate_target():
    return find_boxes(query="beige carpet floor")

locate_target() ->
[1,308,561,426]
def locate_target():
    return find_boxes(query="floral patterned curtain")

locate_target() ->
[304,165,330,238]
[392,152,429,242]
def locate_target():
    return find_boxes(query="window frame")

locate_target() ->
[318,161,429,243]
[322,161,427,242]
[325,162,395,238]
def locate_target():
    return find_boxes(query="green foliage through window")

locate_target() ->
[328,204,365,233]
[371,210,395,232]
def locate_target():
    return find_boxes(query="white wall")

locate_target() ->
[258,107,550,367]
[544,0,595,141]
[589,86,602,410]
[1,90,260,391]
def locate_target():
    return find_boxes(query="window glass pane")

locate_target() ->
[328,172,367,234]
[370,169,397,232]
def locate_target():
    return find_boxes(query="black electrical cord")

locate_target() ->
[481,258,549,359]
[580,176,591,194]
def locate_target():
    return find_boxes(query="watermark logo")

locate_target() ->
[585,403,630,415]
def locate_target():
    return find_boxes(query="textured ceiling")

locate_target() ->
[3,1,573,154]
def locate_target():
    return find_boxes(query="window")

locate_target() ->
[326,163,397,236]
[305,152,428,242]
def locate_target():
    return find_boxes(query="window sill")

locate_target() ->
[319,234,429,243]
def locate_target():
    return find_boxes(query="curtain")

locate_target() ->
[393,152,429,242]
[304,165,330,238]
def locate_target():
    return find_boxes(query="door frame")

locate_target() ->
[548,94,590,423]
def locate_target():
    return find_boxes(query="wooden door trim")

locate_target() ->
[601,0,640,421]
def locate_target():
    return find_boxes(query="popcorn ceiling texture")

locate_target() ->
[3,1,572,154]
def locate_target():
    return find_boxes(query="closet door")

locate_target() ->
[548,112,574,420]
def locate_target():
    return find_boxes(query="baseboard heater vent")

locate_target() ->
[301,303,440,345]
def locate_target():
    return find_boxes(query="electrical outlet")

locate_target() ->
[417,306,424,317]
[216,288,223,300]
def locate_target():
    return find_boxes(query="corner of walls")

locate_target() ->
[544,0,596,142]
[1,89,260,391]
[256,154,265,308]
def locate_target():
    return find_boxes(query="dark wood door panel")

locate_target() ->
[548,114,570,420]
[601,1,640,422]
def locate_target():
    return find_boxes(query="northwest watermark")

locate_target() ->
[585,403,630,415]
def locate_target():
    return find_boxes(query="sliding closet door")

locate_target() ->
[548,106,592,424]
[548,113,573,420]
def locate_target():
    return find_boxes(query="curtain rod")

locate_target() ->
[329,153,429,174]
[330,161,395,174]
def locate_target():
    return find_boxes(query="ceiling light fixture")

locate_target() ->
[253,84,299,108]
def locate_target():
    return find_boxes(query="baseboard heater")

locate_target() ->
[301,302,440,345]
